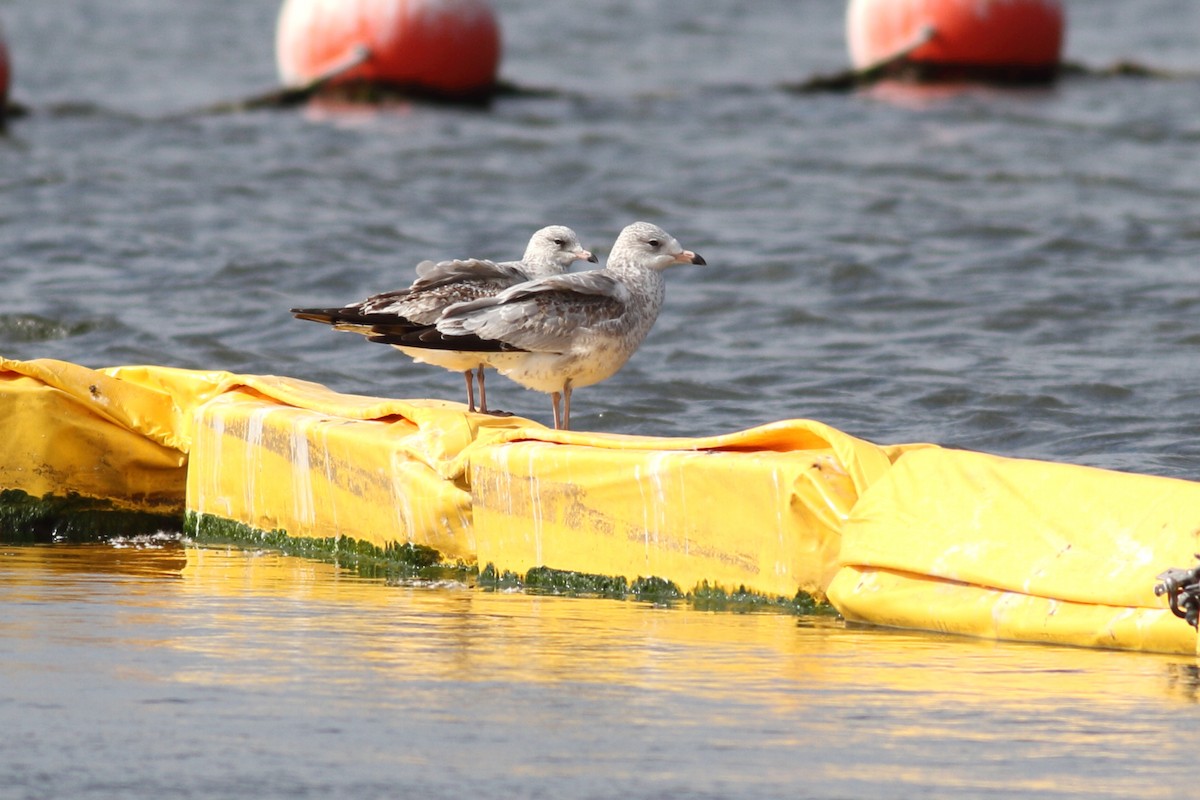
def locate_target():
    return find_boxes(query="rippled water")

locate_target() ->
[3,0,1200,474]
[3,542,1200,800]
[4,1,1200,795]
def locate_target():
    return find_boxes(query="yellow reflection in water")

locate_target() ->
[6,541,1199,712]
[173,545,1200,708]
[1,539,186,582]
[5,542,1200,796]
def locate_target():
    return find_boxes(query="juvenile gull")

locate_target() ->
[399,221,705,430]
[291,225,595,412]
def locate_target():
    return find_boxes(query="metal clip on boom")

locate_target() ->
[1155,556,1200,630]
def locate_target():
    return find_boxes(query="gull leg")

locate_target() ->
[477,365,488,414]
[550,391,562,429]
[476,366,512,417]
[562,380,573,431]
[464,370,476,413]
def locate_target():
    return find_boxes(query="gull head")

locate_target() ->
[524,225,597,271]
[609,221,706,272]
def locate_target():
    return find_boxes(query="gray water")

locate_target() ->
[4,0,1200,473]
[4,0,1200,796]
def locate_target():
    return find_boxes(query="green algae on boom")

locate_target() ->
[478,563,833,615]
[184,511,471,583]
[690,580,835,616]
[184,515,834,616]
[0,489,183,543]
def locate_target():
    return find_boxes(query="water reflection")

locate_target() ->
[4,543,1200,798]
[859,79,1060,110]
[1,536,186,580]
[1162,661,1200,703]
[173,546,1197,704]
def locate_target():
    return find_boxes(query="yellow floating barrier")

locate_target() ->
[827,446,1200,655]
[465,420,896,600]
[185,377,532,563]
[0,358,194,535]
[4,356,1200,654]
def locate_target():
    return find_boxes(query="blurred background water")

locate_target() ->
[4,0,1200,796]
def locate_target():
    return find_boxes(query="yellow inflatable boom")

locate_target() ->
[2,356,1198,654]
[828,446,1200,654]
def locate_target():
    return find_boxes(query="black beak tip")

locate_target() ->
[692,253,707,266]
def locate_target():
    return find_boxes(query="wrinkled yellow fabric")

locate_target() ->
[462,420,893,599]
[827,446,1200,653]
[0,357,189,513]
[184,385,531,561]
[462,417,897,496]
[0,358,537,554]
[829,565,1197,655]
[183,382,892,589]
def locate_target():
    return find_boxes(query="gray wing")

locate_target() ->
[294,260,531,332]
[437,272,631,353]
[356,259,528,324]
[409,258,529,291]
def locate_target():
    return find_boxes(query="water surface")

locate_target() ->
[4,542,1199,799]
[3,1,1200,796]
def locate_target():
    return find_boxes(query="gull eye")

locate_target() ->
[647,239,660,247]
[553,238,565,246]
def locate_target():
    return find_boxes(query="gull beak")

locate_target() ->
[674,249,706,266]
[579,249,599,263]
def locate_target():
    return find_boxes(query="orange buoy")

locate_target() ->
[846,0,1064,83]
[275,0,502,103]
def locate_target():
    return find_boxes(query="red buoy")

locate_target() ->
[275,0,502,102]
[846,0,1064,83]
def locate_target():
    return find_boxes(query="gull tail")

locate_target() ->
[366,325,524,353]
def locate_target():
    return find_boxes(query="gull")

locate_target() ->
[291,225,596,413]
[394,221,705,430]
